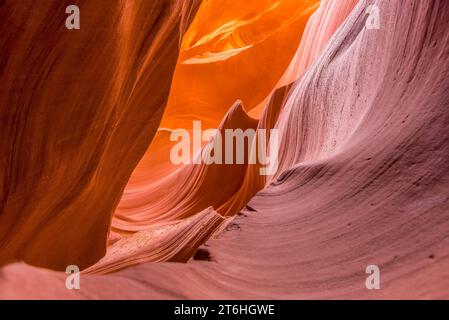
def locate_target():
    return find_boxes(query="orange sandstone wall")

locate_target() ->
[0,0,200,270]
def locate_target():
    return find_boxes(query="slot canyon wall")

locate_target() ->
[0,0,201,270]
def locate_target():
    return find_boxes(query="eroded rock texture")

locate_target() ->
[0,0,200,270]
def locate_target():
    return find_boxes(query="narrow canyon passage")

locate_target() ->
[1,0,449,299]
